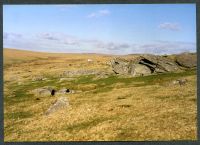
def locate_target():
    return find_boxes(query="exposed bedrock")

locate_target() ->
[111,54,195,77]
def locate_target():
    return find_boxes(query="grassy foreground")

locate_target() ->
[4,49,197,141]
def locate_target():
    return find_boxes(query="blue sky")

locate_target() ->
[3,4,196,54]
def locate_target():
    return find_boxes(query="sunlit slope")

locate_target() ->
[3,48,52,65]
[3,48,114,66]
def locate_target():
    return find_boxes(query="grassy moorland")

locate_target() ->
[4,48,197,141]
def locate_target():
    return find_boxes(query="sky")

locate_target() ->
[3,4,196,55]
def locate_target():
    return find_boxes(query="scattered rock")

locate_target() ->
[51,89,56,96]
[33,88,51,97]
[32,76,45,81]
[61,69,101,77]
[175,53,197,68]
[31,86,56,97]
[59,77,76,82]
[42,78,48,81]
[93,72,110,80]
[119,104,131,108]
[57,88,75,95]
[45,97,69,116]
[42,86,57,92]
[106,60,112,66]
[172,79,187,86]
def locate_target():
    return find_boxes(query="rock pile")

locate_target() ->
[31,86,75,98]
[61,69,100,77]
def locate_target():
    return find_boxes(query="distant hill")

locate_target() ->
[3,48,53,65]
[4,48,196,67]
[3,48,113,66]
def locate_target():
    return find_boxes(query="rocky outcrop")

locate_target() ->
[138,55,180,73]
[175,53,197,68]
[111,54,183,76]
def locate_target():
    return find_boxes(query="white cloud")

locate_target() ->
[99,10,110,15]
[158,22,181,31]
[87,13,97,18]
[55,5,78,11]
[37,32,79,45]
[3,32,196,55]
[95,41,130,51]
[3,32,22,40]
[87,9,110,18]
[133,41,196,54]
[37,32,59,40]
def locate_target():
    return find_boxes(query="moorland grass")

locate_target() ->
[3,50,197,141]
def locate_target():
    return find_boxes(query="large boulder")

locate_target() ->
[138,55,180,73]
[130,64,152,76]
[110,58,130,74]
[175,53,197,68]
[45,97,69,115]
[31,88,51,97]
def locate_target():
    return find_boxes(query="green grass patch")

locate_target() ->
[58,69,196,94]
[75,69,196,88]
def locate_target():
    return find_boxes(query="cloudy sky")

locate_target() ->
[3,4,196,55]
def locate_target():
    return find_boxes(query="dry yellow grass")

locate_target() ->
[3,48,197,141]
